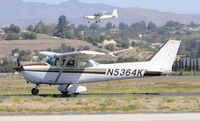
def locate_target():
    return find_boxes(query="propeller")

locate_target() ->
[17,58,20,66]
[13,57,24,72]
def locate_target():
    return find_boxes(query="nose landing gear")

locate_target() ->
[31,84,39,95]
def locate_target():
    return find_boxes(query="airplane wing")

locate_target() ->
[39,51,61,56]
[39,51,105,59]
[94,11,106,16]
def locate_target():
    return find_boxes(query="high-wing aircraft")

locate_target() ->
[14,40,181,95]
[84,9,118,23]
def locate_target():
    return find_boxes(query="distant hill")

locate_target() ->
[0,0,200,27]
[0,0,117,27]
[71,7,200,26]
[0,0,117,19]
[113,7,200,25]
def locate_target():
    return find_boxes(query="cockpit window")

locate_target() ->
[58,59,76,67]
[79,61,93,68]
[45,57,59,66]
[67,60,75,67]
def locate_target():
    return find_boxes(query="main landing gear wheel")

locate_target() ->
[75,93,80,96]
[72,93,80,97]
[61,91,68,95]
[31,88,39,95]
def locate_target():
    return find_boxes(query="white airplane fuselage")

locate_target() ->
[22,40,180,85]
[22,61,149,85]
[15,40,181,95]
[85,9,118,22]
[85,15,116,21]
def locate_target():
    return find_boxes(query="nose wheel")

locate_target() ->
[31,84,39,95]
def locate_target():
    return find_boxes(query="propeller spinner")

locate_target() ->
[13,58,24,72]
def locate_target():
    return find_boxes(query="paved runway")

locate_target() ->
[0,113,200,121]
[1,92,200,99]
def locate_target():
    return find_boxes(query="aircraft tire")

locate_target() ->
[74,93,80,96]
[71,93,80,97]
[31,88,39,95]
[61,91,68,95]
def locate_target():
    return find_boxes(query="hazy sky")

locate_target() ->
[22,0,199,14]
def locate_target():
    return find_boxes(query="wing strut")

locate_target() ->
[55,57,71,83]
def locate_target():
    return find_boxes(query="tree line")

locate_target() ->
[1,24,36,40]
[172,57,199,72]
[1,15,200,56]
[27,16,200,56]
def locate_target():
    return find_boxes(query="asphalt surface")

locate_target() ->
[1,92,200,99]
[0,113,200,121]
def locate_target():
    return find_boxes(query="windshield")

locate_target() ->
[45,56,59,66]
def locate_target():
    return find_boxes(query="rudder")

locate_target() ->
[112,9,118,18]
[149,40,181,72]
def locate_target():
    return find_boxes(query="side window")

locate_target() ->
[66,60,75,67]
[79,61,93,68]
[59,59,77,67]
[54,58,59,66]
[60,59,66,67]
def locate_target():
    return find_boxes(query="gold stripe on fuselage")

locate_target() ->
[24,67,106,75]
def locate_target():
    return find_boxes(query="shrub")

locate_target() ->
[122,42,130,49]
[106,44,115,51]
[21,32,37,40]
[5,33,19,40]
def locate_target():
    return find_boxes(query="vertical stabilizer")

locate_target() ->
[112,9,118,18]
[149,40,181,72]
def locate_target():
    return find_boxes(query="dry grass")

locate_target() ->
[1,76,200,94]
[0,77,200,113]
[114,47,154,61]
[0,96,200,112]
[82,77,200,93]
[0,37,154,62]
[0,39,99,58]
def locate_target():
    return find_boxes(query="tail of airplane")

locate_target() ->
[148,40,181,72]
[112,9,118,18]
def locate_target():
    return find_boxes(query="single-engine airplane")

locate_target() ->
[14,40,181,95]
[84,9,118,23]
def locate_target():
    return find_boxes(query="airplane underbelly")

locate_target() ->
[22,71,47,84]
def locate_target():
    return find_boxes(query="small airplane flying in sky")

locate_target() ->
[14,40,181,96]
[84,9,118,23]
